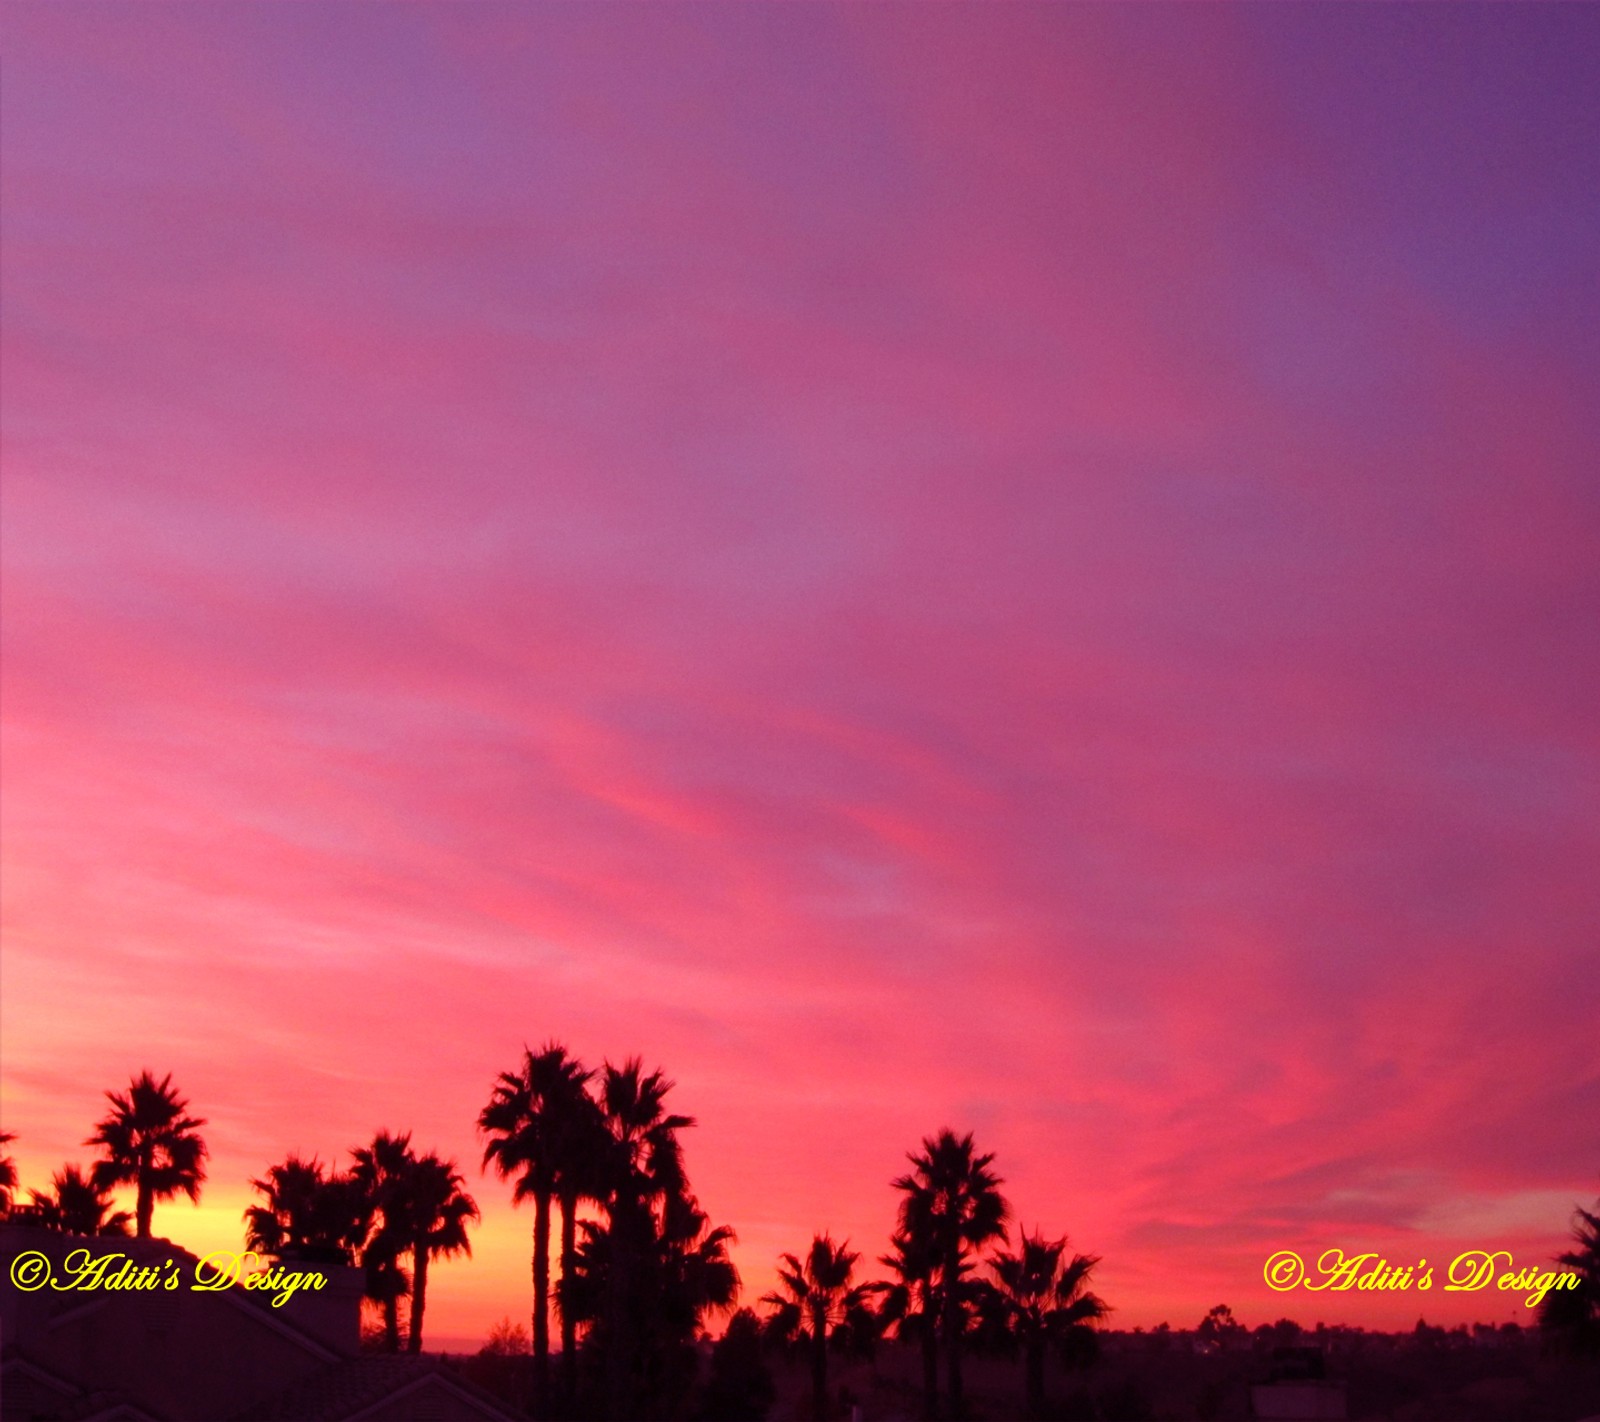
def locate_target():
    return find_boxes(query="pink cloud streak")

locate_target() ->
[3,3,1597,1340]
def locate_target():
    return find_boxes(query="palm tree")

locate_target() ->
[551,1074,609,1411]
[700,1307,776,1422]
[29,1164,133,1235]
[244,1154,370,1263]
[394,1152,478,1353]
[893,1130,1009,1418]
[351,1129,417,1352]
[763,1233,877,1422]
[595,1058,694,1420]
[658,1189,741,1339]
[594,1059,693,1210]
[1541,1194,1600,1356]
[987,1231,1107,1418]
[877,1226,942,1420]
[530,1059,707,1418]
[86,1071,207,1238]
[479,1042,602,1413]
[562,1187,740,1419]
[0,1131,16,1215]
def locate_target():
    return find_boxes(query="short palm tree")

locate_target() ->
[351,1129,417,1352]
[0,1131,17,1215]
[876,1226,941,1419]
[29,1164,133,1235]
[988,1231,1107,1417]
[86,1071,207,1238]
[395,1152,478,1352]
[659,1189,741,1335]
[1541,1195,1600,1356]
[893,1130,1009,1417]
[244,1154,370,1262]
[700,1307,776,1422]
[479,1042,602,1412]
[763,1233,877,1422]
[562,1186,740,1419]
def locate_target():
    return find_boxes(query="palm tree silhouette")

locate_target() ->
[0,1131,16,1215]
[987,1231,1107,1418]
[893,1130,1009,1418]
[480,1042,603,1412]
[351,1129,417,1352]
[877,1226,942,1420]
[762,1233,876,1422]
[551,1072,611,1411]
[29,1164,133,1235]
[243,1154,370,1262]
[1541,1193,1600,1356]
[595,1058,694,1420]
[595,1059,693,1200]
[562,1186,740,1418]
[658,1189,740,1334]
[699,1307,776,1422]
[86,1071,207,1239]
[394,1152,478,1353]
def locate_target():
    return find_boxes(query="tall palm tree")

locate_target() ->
[763,1233,876,1422]
[595,1059,693,1206]
[877,1226,942,1420]
[351,1129,417,1353]
[29,1164,133,1235]
[244,1154,371,1263]
[893,1130,1009,1418]
[596,1058,694,1420]
[552,1077,609,1411]
[395,1152,479,1353]
[479,1042,602,1413]
[987,1231,1107,1418]
[86,1071,207,1238]
[0,1131,16,1215]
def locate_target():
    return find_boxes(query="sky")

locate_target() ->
[2,3,1598,1344]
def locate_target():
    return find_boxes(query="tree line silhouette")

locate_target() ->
[3,1057,1597,1420]
[474,1042,1112,1420]
[0,1071,479,1358]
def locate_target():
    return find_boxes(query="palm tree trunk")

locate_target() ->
[559,1187,579,1416]
[921,1317,939,1422]
[409,1245,429,1352]
[533,1190,552,1416]
[943,1245,964,1416]
[137,1145,154,1238]
[607,1195,640,1421]
[1025,1336,1045,1419]
[384,1293,400,1353]
[812,1307,829,1422]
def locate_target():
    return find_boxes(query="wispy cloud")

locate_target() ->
[3,2,1596,1336]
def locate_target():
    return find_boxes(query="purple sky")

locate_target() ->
[3,3,1598,1340]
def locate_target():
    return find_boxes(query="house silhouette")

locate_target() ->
[1,1224,518,1422]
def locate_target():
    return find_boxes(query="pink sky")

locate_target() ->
[3,4,1597,1343]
